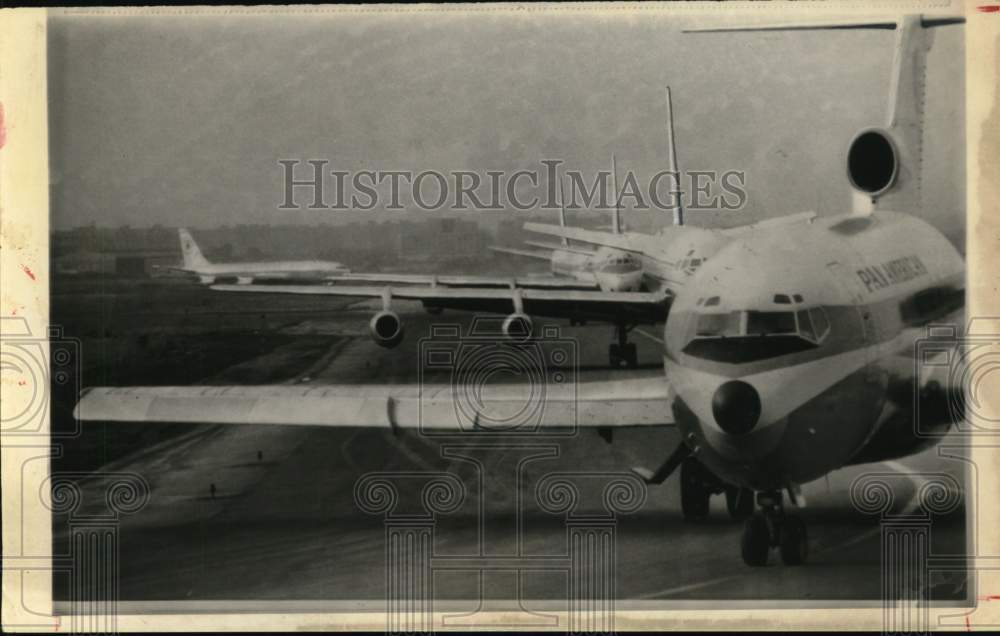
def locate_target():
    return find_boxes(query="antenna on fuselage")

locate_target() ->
[611,154,623,234]
[665,86,685,227]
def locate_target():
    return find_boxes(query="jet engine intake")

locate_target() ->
[501,313,533,342]
[370,311,405,348]
[847,128,898,196]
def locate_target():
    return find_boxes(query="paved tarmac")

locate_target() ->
[53,302,970,607]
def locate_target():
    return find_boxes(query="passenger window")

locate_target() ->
[808,307,831,340]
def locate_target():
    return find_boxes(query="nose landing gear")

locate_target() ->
[609,322,639,368]
[678,457,754,521]
[740,490,809,566]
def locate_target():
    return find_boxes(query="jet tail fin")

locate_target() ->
[611,154,623,234]
[557,176,569,246]
[178,228,211,270]
[665,86,684,227]
[684,14,964,216]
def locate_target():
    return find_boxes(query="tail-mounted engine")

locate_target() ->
[846,128,898,198]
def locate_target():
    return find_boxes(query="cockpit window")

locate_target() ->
[746,311,796,336]
[695,311,742,337]
[808,307,830,340]
[684,305,831,364]
[796,310,815,341]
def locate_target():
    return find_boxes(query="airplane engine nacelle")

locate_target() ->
[846,128,898,197]
[369,311,405,348]
[501,313,533,342]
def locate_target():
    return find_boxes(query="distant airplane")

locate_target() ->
[489,165,644,296]
[77,15,967,567]
[168,228,350,284]
[208,88,816,368]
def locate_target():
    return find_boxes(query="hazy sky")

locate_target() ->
[47,10,965,240]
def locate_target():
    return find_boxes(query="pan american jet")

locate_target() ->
[75,15,966,566]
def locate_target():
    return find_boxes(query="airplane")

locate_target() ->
[207,88,752,369]
[166,228,352,284]
[75,15,967,566]
[488,171,644,296]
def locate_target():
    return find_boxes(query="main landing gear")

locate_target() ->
[740,490,808,566]
[679,457,754,521]
[632,449,754,523]
[608,322,638,368]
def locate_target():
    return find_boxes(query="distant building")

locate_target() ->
[55,250,116,275]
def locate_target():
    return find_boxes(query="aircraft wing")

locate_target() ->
[74,376,674,429]
[522,223,635,252]
[212,283,670,324]
[488,246,553,261]
[326,272,599,290]
[522,240,594,256]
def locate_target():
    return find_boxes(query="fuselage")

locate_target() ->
[195,260,349,276]
[661,211,964,491]
[550,246,643,292]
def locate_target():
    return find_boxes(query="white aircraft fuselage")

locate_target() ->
[175,228,349,284]
[550,246,643,293]
[663,210,964,492]
[193,260,349,277]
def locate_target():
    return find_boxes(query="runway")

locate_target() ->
[52,297,970,605]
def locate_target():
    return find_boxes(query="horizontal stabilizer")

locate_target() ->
[523,222,635,251]
[522,240,594,256]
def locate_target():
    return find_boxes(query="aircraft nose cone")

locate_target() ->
[711,380,761,435]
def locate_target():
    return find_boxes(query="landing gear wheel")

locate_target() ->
[609,324,638,369]
[725,486,754,520]
[608,343,622,368]
[622,342,638,368]
[741,513,771,566]
[779,515,808,565]
[680,458,710,521]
